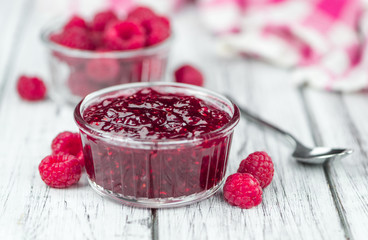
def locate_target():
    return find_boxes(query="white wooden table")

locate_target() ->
[1,0,368,239]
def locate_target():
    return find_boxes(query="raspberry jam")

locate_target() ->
[75,83,240,207]
[83,88,231,139]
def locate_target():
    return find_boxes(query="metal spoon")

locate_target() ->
[226,95,353,164]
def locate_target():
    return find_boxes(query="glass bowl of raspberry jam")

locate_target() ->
[74,82,240,208]
[41,21,171,105]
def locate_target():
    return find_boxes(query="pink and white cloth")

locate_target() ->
[198,0,368,92]
[108,0,187,15]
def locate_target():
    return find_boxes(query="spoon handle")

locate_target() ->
[227,95,299,145]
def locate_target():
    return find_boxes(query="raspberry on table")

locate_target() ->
[174,65,204,86]
[64,15,88,31]
[16,75,47,101]
[51,131,84,167]
[223,173,263,209]
[127,6,156,24]
[103,21,145,50]
[237,151,274,188]
[91,10,118,32]
[39,154,82,188]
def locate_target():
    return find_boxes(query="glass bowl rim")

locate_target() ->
[74,82,240,147]
[40,19,172,59]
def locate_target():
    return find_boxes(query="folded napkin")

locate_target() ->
[199,0,368,92]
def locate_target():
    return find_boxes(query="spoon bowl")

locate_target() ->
[225,94,353,164]
[292,145,353,164]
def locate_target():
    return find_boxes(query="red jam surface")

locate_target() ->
[83,88,231,139]
[80,88,234,199]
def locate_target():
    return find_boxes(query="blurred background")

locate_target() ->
[0,0,368,96]
[4,0,368,95]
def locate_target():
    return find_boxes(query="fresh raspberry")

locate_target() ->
[64,15,88,31]
[86,58,120,83]
[157,16,170,29]
[90,31,104,48]
[223,173,263,209]
[103,21,145,50]
[67,71,100,97]
[16,75,47,101]
[174,65,204,86]
[76,151,85,167]
[50,28,95,50]
[142,16,170,46]
[39,154,82,188]
[237,151,274,188]
[127,6,156,24]
[91,10,118,32]
[51,131,84,167]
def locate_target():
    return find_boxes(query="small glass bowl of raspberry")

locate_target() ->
[41,8,172,105]
[74,82,240,208]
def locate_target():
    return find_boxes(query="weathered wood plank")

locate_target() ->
[0,1,153,239]
[0,1,360,240]
[303,89,368,240]
[156,9,345,239]
[157,60,346,240]
[0,0,30,87]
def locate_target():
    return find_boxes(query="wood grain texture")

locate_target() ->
[0,1,152,239]
[2,0,367,239]
[156,9,345,240]
[303,89,368,240]
[0,0,30,87]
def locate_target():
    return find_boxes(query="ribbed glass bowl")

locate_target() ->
[74,82,240,208]
[41,22,172,105]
